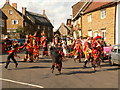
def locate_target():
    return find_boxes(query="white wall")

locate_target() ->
[116,2,120,45]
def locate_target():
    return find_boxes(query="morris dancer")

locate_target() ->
[40,33,48,56]
[83,42,92,68]
[5,44,20,69]
[50,43,64,74]
[33,40,39,60]
[91,46,101,71]
[21,40,33,62]
[73,39,82,63]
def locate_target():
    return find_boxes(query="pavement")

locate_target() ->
[0,52,120,88]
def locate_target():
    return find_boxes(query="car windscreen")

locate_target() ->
[111,46,118,53]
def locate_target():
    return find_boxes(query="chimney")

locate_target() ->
[22,7,26,15]
[62,23,65,26]
[43,10,46,16]
[12,3,17,9]
[6,0,9,4]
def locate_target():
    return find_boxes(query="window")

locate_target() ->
[9,10,13,14]
[88,14,92,22]
[12,20,18,24]
[78,30,82,37]
[102,29,106,40]
[101,9,106,19]
[94,30,98,37]
[88,30,92,37]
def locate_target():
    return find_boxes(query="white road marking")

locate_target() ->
[0,78,44,88]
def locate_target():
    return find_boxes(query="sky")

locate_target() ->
[0,0,79,32]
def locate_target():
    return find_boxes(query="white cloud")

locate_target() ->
[0,0,78,32]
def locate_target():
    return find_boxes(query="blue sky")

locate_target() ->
[0,0,79,31]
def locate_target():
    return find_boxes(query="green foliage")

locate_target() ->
[16,26,26,38]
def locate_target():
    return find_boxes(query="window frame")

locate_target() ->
[101,9,106,19]
[88,30,92,37]
[12,20,18,24]
[88,14,92,22]
[9,10,13,15]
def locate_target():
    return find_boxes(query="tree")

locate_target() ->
[16,26,26,38]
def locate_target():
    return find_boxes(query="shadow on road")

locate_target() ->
[16,66,51,70]
[61,70,96,75]
[63,66,91,69]
[36,60,52,63]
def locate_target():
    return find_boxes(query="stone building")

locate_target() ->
[0,10,7,35]
[1,0,54,40]
[56,23,71,37]
[1,0,34,38]
[72,0,119,45]
[26,10,54,41]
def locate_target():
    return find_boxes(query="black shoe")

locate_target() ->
[16,64,18,68]
[83,65,87,69]
[5,66,7,69]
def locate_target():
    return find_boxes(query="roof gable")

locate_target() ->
[57,23,71,32]
[1,3,32,25]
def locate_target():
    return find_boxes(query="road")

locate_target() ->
[0,52,120,88]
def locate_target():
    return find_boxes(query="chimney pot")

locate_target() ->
[12,3,17,9]
[22,7,26,15]
[43,10,45,15]
[6,0,9,4]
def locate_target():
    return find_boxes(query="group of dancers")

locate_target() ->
[4,32,107,74]
[49,35,107,73]
[4,32,48,69]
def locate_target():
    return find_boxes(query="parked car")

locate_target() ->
[10,38,25,46]
[103,46,112,60]
[17,38,25,46]
[109,45,120,65]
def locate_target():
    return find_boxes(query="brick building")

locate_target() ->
[26,10,54,41]
[1,0,34,39]
[1,0,54,40]
[56,23,71,37]
[0,10,7,35]
[72,0,119,45]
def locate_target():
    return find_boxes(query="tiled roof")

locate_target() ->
[84,0,115,13]
[26,11,54,27]
[72,1,86,18]
[0,9,7,19]
[16,10,33,25]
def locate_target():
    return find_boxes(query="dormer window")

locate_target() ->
[9,10,12,14]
